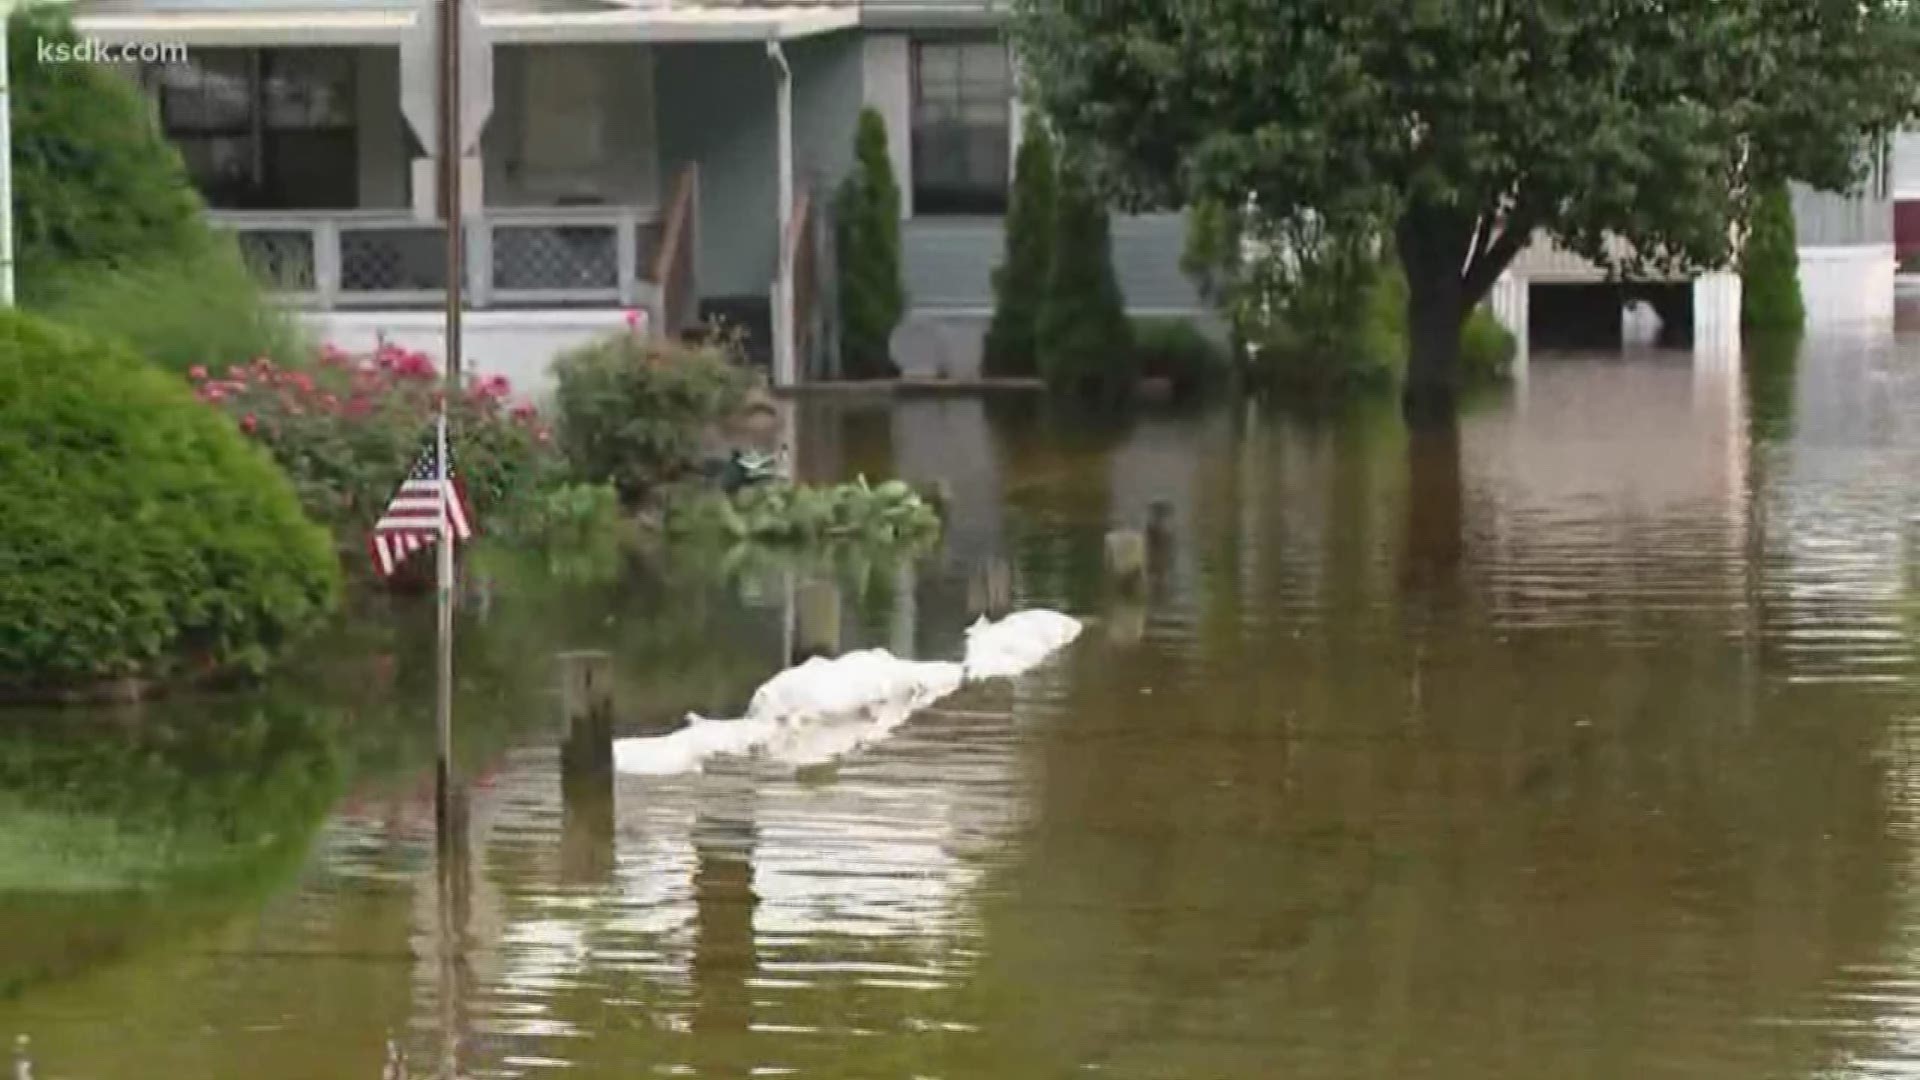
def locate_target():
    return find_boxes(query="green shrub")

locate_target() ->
[192,343,564,547]
[1459,307,1519,383]
[666,476,942,545]
[1038,163,1134,405]
[1741,182,1805,334]
[1248,251,1401,393]
[1247,257,1514,393]
[553,330,754,505]
[10,7,208,298]
[0,310,339,690]
[36,235,306,379]
[836,110,906,379]
[984,126,1057,378]
[1131,317,1228,400]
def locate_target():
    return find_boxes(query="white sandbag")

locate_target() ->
[615,651,965,777]
[611,608,1081,778]
[962,609,1083,681]
[612,715,777,776]
[747,650,963,723]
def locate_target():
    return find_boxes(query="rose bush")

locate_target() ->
[190,341,564,546]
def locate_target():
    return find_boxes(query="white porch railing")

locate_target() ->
[212,206,665,310]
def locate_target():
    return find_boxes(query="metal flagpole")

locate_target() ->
[434,0,463,818]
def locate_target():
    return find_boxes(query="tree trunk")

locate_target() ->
[1402,270,1467,424]
[1395,208,1473,425]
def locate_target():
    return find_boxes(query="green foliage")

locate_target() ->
[1038,163,1134,405]
[36,235,306,378]
[1014,0,1920,403]
[984,125,1058,377]
[11,8,295,380]
[478,481,630,586]
[836,110,906,379]
[192,345,563,552]
[1131,316,1228,401]
[1459,308,1519,384]
[553,330,754,505]
[9,7,208,299]
[1741,183,1806,334]
[666,476,942,546]
[0,310,340,689]
[1243,257,1512,395]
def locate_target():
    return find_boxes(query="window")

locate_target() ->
[153,48,357,210]
[911,38,1011,215]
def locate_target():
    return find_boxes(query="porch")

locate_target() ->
[73,0,858,383]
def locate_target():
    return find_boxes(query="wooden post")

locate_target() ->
[557,650,615,885]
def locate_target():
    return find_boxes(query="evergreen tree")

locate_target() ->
[835,110,906,379]
[1740,182,1806,335]
[983,125,1057,377]
[10,7,208,299]
[1037,162,1133,406]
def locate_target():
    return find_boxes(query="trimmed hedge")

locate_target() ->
[0,310,340,690]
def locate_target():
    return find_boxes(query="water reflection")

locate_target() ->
[7,335,1920,1076]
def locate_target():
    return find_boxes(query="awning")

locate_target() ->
[71,7,418,46]
[69,0,862,47]
[482,3,860,43]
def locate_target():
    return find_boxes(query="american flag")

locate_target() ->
[369,426,475,578]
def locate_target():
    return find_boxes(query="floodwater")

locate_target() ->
[6,323,1920,1079]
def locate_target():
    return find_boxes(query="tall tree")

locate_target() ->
[1740,182,1806,334]
[1012,0,1920,418]
[836,109,906,380]
[1038,162,1133,406]
[984,124,1058,377]
[10,7,207,297]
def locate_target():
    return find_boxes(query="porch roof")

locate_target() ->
[482,1,860,43]
[69,0,862,46]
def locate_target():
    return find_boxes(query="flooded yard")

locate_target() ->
[6,327,1920,1078]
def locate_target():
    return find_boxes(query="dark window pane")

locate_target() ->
[911,37,1010,215]
[160,49,252,133]
[263,48,354,130]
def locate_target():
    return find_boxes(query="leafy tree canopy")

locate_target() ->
[1014,0,1920,408]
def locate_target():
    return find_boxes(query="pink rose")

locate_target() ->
[240,414,258,434]
[187,365,208,382]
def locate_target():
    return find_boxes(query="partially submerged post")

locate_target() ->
[557,649,615,883]
[1104,528,1147,589]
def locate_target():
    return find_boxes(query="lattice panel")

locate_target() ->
[235,230,316,291]
[341,227,446,292]
[493,226,617,291]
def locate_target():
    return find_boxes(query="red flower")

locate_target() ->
[240,414,258,434]
[511,402,537,422]
[187,365,208,382]
[203,387,227,403]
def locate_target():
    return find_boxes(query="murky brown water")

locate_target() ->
[7,328,1920,1079]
